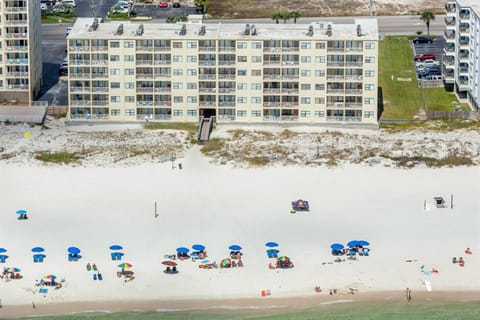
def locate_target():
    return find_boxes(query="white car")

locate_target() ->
[61,0,76,7]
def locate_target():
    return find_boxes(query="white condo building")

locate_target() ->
[0,0,42,104]
[67,17,379,124]
[444,0,480,111]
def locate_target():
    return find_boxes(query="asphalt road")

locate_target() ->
[75,0,117,18]
[37,14,447,106]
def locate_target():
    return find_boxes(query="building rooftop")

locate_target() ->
[69,17,378,41]
[452,0,480,14]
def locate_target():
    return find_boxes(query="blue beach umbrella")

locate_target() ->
[330,243,344,250]
[347,240,359,247]
[192,244,205,251]
[229,245,242,251]
[357,240,370,246]
[32,247,45,253]
[265,242,279,248]
[67,247,81,254]
[16,210,27,215]
[0,248,7,253]
[109,245,123,251]
[176,247,189,253]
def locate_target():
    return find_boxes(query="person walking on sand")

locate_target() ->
[405,288,412,302]
[32,301,36,309]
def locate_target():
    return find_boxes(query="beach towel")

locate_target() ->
[39,288,48,294]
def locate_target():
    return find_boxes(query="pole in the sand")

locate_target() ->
[451,194,453,209]
[155,201,158,218]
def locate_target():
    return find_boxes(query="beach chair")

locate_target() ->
[0,255,8,263]
[38,254,45,263]
[97,273,103,281]
[93,274,97,280]
[33,254,39,263]
[39,288,48,294]
[111,252,116,261]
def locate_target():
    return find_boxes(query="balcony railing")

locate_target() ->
[460,13,470,20]
[155,73,171,78]
[5,33,27,38]
[136,46,154,51]
[345,103,363,108]
[327,61,345,67]
[70,87,91,93]
[92,46,108,51]
[92,73,108,79]
[263,74,281,80]
[263,102,281,107]
[199,47,216,52]
[280,116,299,121]
[346,47,363,52]
[327,103,345,108]
[92,101,108,106]
[282,89,298,94]
[70,60,91,66]
[282,75,299,80]
[136,73,154,79]
[136,101,154,106]
[263,88,280,94]
[154,101,172,106]
[345,89,363,94]
[219,102,235,107]
[154,87,172,92]
[6,46,28,51]
[218,47,235,52]
[218,115,236,121]
[327,47,345,52]
[327,89,344,94]
[199,61,217,66]
[218,74,235,80]
[92,87,109,92]
[70,73,90,78]
[281,61,299,66]
[155,60,171,65]
[137,87,154,92]
[136,60,153,65]
[218,88,235,93]
[218,60,236,66]
[263,47,281,53]
[4,20,28,25]
[154,46,171,51]
[7,72,29,77]
[154,114,172,120]
[199,87,216,93]
[282,47,299,52]
[345,75,363,81]
[5,7,28,12]
[459,67,469,73]
[199,74,216,80]
[281,103,299,108]
[6,84,28,90]
[327,75,345,80]
[199,101,216,106]
[6,58,28,65]
[71,100,91,106]
[345,61,363,67]
[69,46,90,51]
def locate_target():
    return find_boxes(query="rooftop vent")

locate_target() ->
[251,24,257,35]
[179,24,187,36]
[89,18,99,32]
[244,24,250,35]
[356,24,362,37]
[116,23,124,35]
[326,24,332,37]
[199,25,206,36]
[307,25,314,37]
[136,24,144,36]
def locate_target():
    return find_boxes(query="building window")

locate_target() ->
[251,97,261,103]
[365,70,375,77]
[252,56,262,62]
[173,109,183,116]
[301,84,311,90]
[110,55,120,62]
[187,41,197,48]
[365,56,375,63]
[301,97,311,104]
[187,55,197,62]
[300,110,311,117]
[173,69,183,76]
[364,84,375,91]
[125,96,135,102]
[251,69,261,76]
[187,83,197,89]
[237,69,247,76]
[187,69,197,76]
[237,97,247,103]
[251,110,261,117]
[125,109,135,116]
[252,42,262,49]
[110,82,120,88]
[125,69,134,75]
[187,109,197,116]
[187,96,197,103]
[364,111,375,118]
[237,42,247,49]
[125,82,135,89]
[251,83,261,90]
[111,96,120,102]
[315,70,325,77]
[314,110,325,117]
[301,70,311,76]
[124,55,134,62]
[237,110,247,117]
[173,42,183,48]
[301,56,311,63]
[110,41,120,48]
[173,55,183,62]
[364,98,375,104]
[301,42,311,49]
[110,69,120,75]
[237,56,247,62]
[111,109,121,116]
[173,82,183,89]
[174,96,183,103]
[315,97,325,104]
[315,42,326,49]
[315,83,325,90]
[315,56,325,63]
[124,41,134,48]
[365,42,375,49]
[237,83,247,90]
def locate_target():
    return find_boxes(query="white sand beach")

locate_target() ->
[0,121,480,317]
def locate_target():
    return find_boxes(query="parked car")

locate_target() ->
[414,53,435,61]
[173,2,180,7]
[423,75,443,80]
[66,27,72,36]
[61,0,76,7]
[413,36,433,44]
[159,0,168,8]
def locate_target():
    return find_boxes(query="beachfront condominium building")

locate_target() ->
[0,0,42,105]
[66,17,378,124]
[444,0,480,111]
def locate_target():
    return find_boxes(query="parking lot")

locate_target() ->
[133,3,197,19]
[412,36,445,82]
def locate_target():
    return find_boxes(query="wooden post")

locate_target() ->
[155,201,158,218]
[451,194,453,209]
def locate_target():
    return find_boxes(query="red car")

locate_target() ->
[414,53,435,61]
[159,0,168,8]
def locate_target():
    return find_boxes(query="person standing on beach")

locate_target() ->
[32,301,36,309]
[405,288,412,302]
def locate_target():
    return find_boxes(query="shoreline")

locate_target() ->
[2,291,480,318]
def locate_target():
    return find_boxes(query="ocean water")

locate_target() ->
[16,301,480,320]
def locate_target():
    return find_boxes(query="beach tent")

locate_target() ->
[291,200,309,211]
[220,258,232,268]
[265,242,279,248]
[276,256,294,269]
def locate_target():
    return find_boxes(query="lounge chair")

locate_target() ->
[0,255,8,263]
[37,254,45,263]
[33,254,39,263]
[111,252,116,261]
[97,273,103,281]
[93,274,97,280]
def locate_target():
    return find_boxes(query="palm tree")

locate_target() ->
[280,11,291,24]
[271,12,282,24]
[194,0,206,13]
[289,11,301,24]
[420,10,435,35]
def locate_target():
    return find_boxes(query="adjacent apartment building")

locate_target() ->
[67,17,378,124]
[0,0,42,104]
[444,0,480,111]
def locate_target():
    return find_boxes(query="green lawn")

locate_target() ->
[41,14,76,24]
[379,36,464,120]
